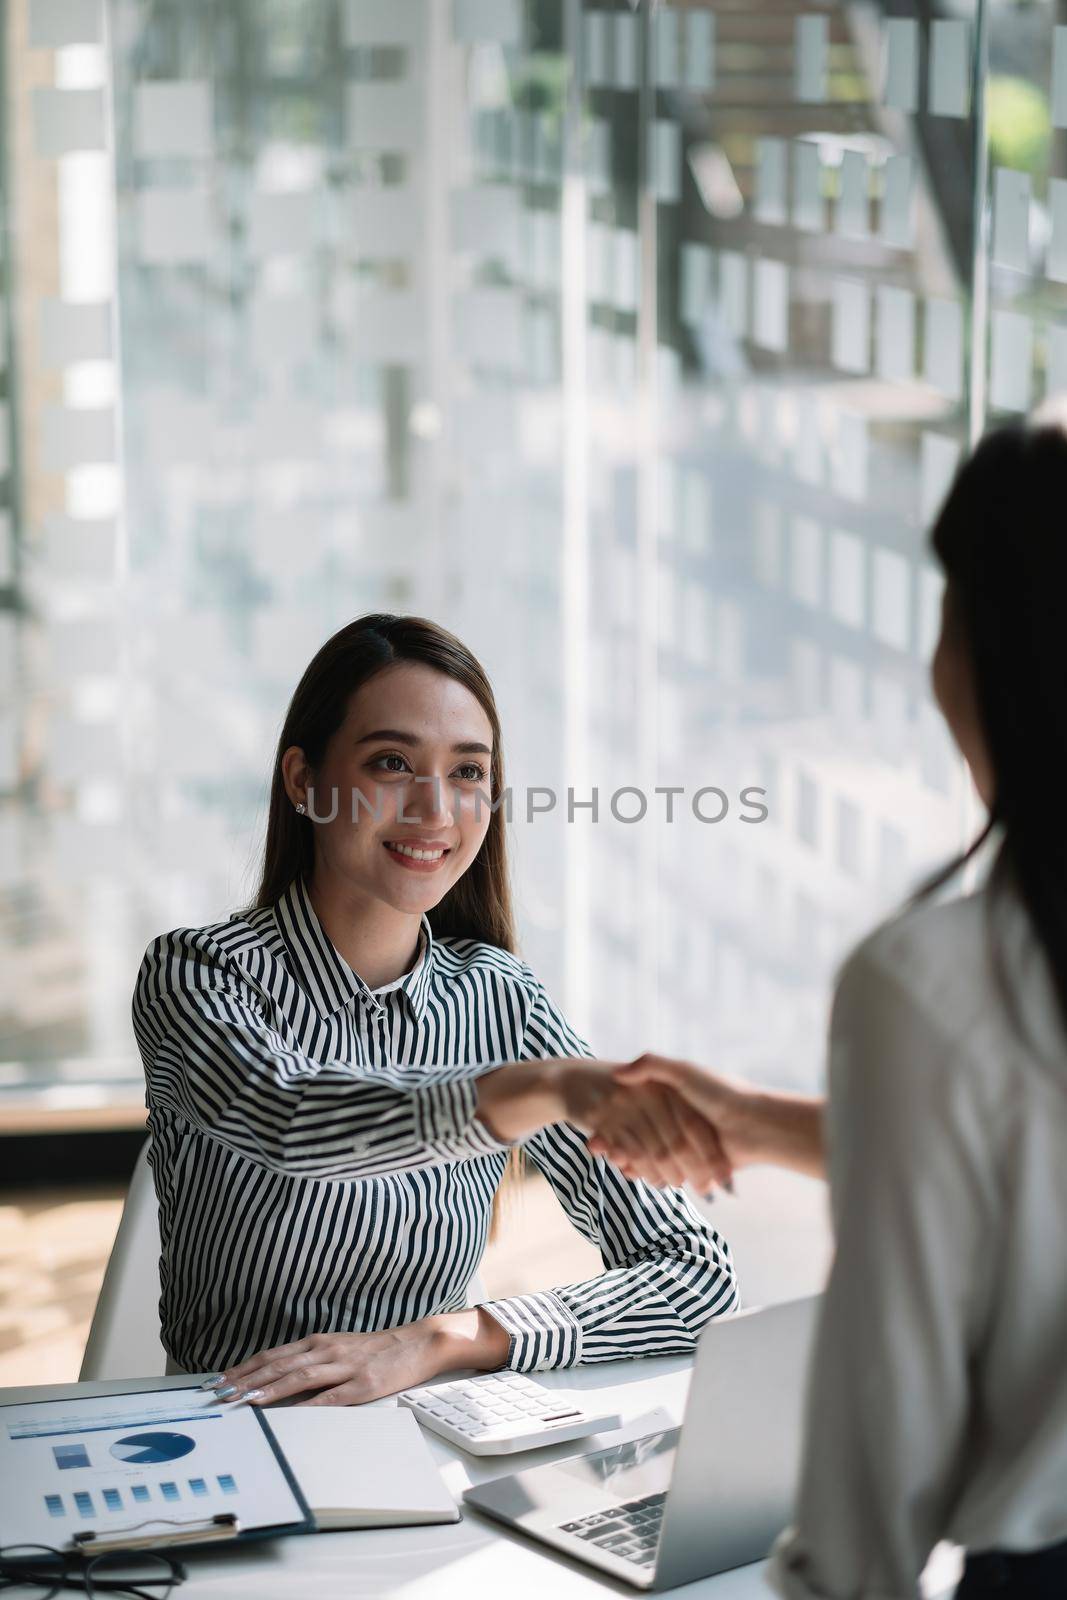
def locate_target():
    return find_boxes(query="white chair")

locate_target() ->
[81,1137,490,1380]
[80,1139,167,1381]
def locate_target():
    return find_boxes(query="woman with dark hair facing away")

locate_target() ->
[593,407,1067,1599]
[132,613,738,1403]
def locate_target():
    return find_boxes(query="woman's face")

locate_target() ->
[284,662,495,917]
[931,582,995,809]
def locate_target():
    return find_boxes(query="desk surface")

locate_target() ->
[0,1362,773,1600]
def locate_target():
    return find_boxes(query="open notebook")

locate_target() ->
[267,1407,459,1530]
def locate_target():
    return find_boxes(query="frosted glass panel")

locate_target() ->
[0,0,1022,1106]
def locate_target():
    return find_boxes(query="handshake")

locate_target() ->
[476,1054,827,1194]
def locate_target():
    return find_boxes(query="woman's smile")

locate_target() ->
[383,836,454,871]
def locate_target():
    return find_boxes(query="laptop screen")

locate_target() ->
[552,1427,678,1504]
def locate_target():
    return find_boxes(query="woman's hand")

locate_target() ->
[207,1307,511,1408]
[590,1054,827,1181]
[556,1063,733,1192]
[475,1058,733,1193]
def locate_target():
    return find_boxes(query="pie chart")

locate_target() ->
[110,1431,196,1465]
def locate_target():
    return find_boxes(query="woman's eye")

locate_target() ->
[371,753,410,774]
[454,762,487,783]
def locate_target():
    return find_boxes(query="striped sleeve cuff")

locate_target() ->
[479,1290,584,1372]
[412,1076,516,1164]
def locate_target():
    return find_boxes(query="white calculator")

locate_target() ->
[398,1371,621,1455]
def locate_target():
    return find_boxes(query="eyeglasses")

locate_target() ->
[0,1545,185,1600]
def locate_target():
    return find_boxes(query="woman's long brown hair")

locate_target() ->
[238,612,523,1233]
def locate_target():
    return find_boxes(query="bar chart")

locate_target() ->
[41,1473,241,1519]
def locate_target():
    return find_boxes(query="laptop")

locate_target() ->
[463,1294,819,1591]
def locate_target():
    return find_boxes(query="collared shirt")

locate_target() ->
[768,840,1067,1600]
[132,871,738,1373]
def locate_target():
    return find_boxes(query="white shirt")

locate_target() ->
[769,839,1067,1600]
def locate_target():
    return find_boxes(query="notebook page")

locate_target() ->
[266,1407,458,1528]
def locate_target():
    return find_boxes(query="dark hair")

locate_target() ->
[917,408,1067,1029]
[239,612,523,1221]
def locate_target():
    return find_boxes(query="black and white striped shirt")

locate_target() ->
[131,871,739,1373]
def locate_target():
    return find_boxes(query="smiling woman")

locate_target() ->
[130,613,738,1406]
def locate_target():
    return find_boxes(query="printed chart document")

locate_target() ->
[0,1388,309,1551]
[267,1407,459,1529]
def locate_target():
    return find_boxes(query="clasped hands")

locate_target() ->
[475,1051,762,1196]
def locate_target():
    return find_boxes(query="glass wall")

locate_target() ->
[3,0,1054,1114]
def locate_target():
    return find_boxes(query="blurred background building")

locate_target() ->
[1,0,1063,1375]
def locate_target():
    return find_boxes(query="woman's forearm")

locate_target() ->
[474,1059,567,1141]
[426,1306,512,1373]
[741,1089,826,1179]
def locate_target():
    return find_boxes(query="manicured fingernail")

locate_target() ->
[723,1178,735,1196]
[199,1374,226,1389]
[229,1389,265,1405]
[214,1385,238,1399]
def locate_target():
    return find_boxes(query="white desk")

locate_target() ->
[0,1361,772,1600]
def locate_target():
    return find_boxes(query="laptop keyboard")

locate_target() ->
[558,1490,666,1567]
